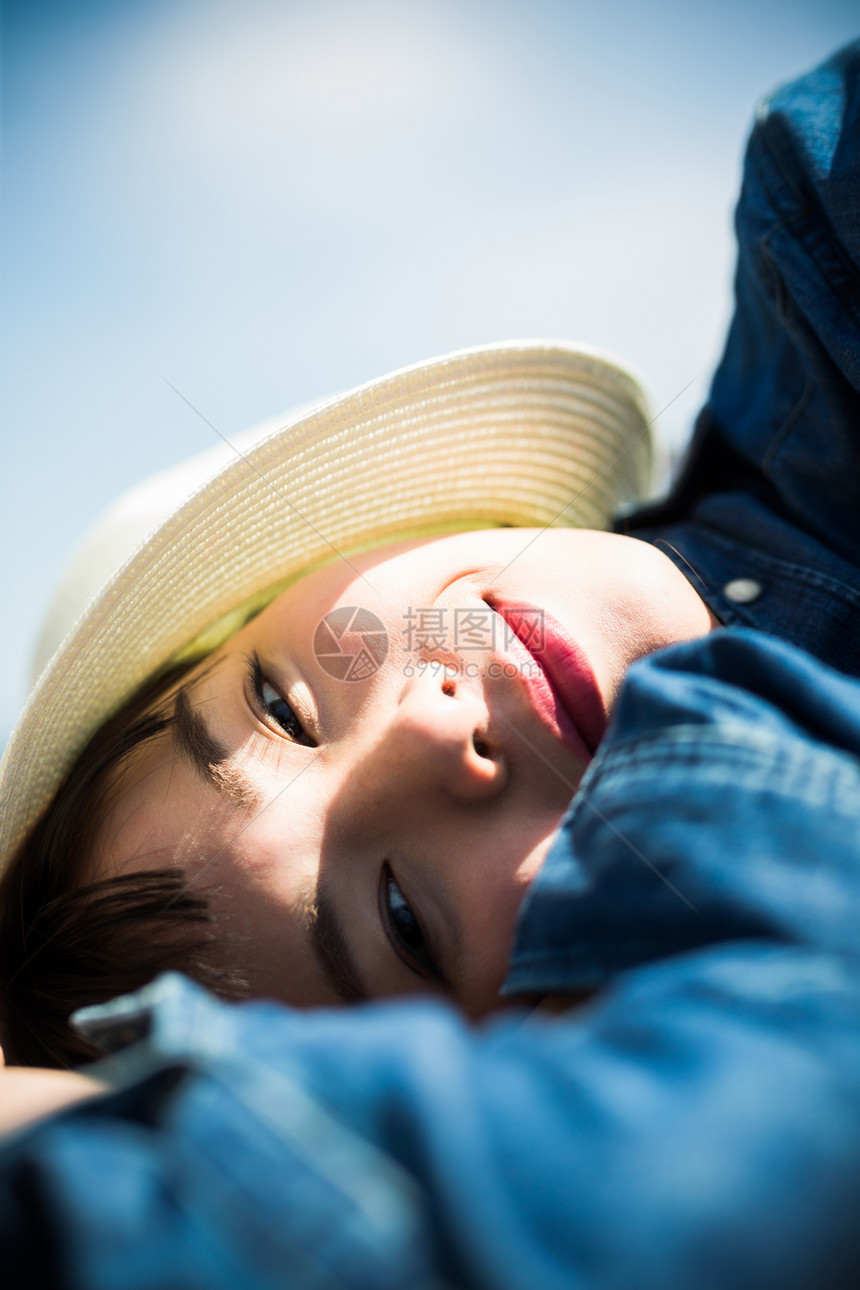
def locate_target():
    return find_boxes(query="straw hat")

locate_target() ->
[0,340,653,872]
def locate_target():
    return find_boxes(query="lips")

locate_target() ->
[489,600,607,759]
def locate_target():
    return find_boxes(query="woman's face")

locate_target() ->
[95,528,715,1016]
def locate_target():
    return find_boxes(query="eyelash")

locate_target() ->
[379,862,445,986]
[247,652,315,747]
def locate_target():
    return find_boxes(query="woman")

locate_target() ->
[1,41,860,1290]
[2,37,860,1071]
[0,341,717,1062]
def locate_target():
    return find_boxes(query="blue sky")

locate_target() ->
[2,0,858,744]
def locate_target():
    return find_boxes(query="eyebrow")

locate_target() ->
[173,682,263,811]
[174,677,368,1004]
[308,878,370,1004]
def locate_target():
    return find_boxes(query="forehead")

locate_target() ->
[92,690,336,1005]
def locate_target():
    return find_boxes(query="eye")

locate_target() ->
[379,862,445,985]
[247,652,315,747]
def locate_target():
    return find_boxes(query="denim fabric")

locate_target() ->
[506,630,860,994]
[4,633,860,1289]
[619,40,860,677]
[0,1011,444,1290]
[4,42,860,1290]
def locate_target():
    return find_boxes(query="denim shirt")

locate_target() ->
[617,40,860,678]
[3,41,860,1290]
[3,632,860,1290]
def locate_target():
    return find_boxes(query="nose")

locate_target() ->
[386,667,508,803]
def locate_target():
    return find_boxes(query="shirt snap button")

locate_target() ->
[723,577,763,604]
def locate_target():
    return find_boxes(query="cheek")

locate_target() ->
[260,547,414,637]
[454,824,554,931]
[255,564,368,656]
[453,863,535,1015]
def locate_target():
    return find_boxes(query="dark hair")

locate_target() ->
[0,662,248,1069]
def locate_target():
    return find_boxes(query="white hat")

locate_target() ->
[0,340,653,871]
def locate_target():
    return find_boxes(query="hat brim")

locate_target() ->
[0,340,653,869]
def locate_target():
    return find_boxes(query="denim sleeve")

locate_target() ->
[3,632,860,1290]
[506,628,860,991]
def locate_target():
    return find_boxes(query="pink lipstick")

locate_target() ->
[490,600,608,758]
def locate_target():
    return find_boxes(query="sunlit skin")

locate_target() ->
[0,1045,106,1137]
[93,528,717,1017]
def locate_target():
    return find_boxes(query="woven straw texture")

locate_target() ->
[0,341,652,870]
